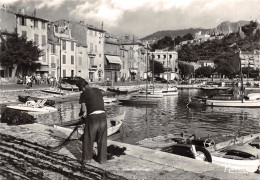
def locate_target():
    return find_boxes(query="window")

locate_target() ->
[163,55,166,59]
[51,56,55,63]
[71,70,74,77]
[63,55,66,64]
[42,35,46,46]
[71,55,74,64]
[169,55,172,59]
[20,17,26,26]
[34,34,39,45]
[63,70,66,77]
[42,22,45,29]
[90,57,94,66]
[78,57,82,66]
[158,55,160,59]
[62,40,66,50]
[42,51,46,62]
[99,41,101,44]
[34,20,38,28]
[51,44,56,54]
[95,45,97,52]
[71,42,74,51]
[22,31,27,38]
[90,43,93,52]
[99,54,101,57]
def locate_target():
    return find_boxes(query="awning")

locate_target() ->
[129,69,137,74]
[36,65,49,72]
[105,55,122,65]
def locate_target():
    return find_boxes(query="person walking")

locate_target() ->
[76,79,107,166]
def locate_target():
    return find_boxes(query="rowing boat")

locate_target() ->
[54,113,125,137]
[18,95,55,106]
[7,100,57,113]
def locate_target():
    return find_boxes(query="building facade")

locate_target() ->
[50,21,77,79]
[240,50,260,69]
[150,50,179,80]
[104,34,122,82]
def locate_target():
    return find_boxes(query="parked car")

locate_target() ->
[61,77,83,85]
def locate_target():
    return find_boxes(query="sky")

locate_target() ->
[1,0,260,38]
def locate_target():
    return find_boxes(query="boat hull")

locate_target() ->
[7,105,57,112]
[212,155,259,173]
[54,113,125,136]
[206,99,260,107]
[18,95,55,106]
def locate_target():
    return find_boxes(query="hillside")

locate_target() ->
[141,28,209,40]
[208,20,250,35]
[141,20,251,41]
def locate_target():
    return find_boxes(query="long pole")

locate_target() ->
[239,50,244,102]
[60,38,62,94]
[167,50,169,91]
[146,44,148,100]
[152,54,155,94]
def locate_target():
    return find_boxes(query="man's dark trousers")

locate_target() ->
[82,113,107,164]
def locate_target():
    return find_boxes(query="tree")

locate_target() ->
[0,32,42,78]
[183,33,193,41]
[178,61,194,79]
[149,59,164,75]
[195,66,213,78]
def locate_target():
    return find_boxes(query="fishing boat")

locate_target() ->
[192,133,260,173]
[136,133,212,162]
[137,132,260,172]
[60,83,79,91]
[119,98,158,105]
[205,93,260,107]
[18,95,55,106]
[141,87,178,96]
[41,89,66,95]
[54,113,125,137]
[7,100,58,113]
[107,87,128,95]
[103,97,118,105]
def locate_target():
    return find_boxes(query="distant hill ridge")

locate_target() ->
[141,20,252,41]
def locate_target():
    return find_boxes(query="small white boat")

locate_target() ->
[7,100,57,113]
[132,94,163,98]
[194,133,260,173]
[54,113,125,137]
[206,93,260,107]
[60,83,79,91]
[103,97,118,104]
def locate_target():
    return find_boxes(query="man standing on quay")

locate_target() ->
[76,79,107,165]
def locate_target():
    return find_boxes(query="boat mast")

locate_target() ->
[153,53,155,94]
[167,50,169,91]
[146,44,148,100]
[239,50,244,102]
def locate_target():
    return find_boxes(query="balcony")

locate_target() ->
[51,63,56,68]
[88,51,96,56]
[105,64,121,71]
[89,65,98,71]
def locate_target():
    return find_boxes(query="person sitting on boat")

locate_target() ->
[76,79,107,166]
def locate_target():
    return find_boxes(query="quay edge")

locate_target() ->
[0,123,259,180]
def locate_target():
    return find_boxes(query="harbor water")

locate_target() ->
[15,89,260,145]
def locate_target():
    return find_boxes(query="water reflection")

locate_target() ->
[7,89,260,145]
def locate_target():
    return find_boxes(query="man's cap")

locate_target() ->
[76,78,88,88]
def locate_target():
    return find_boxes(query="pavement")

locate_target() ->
[0,123,259,180]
